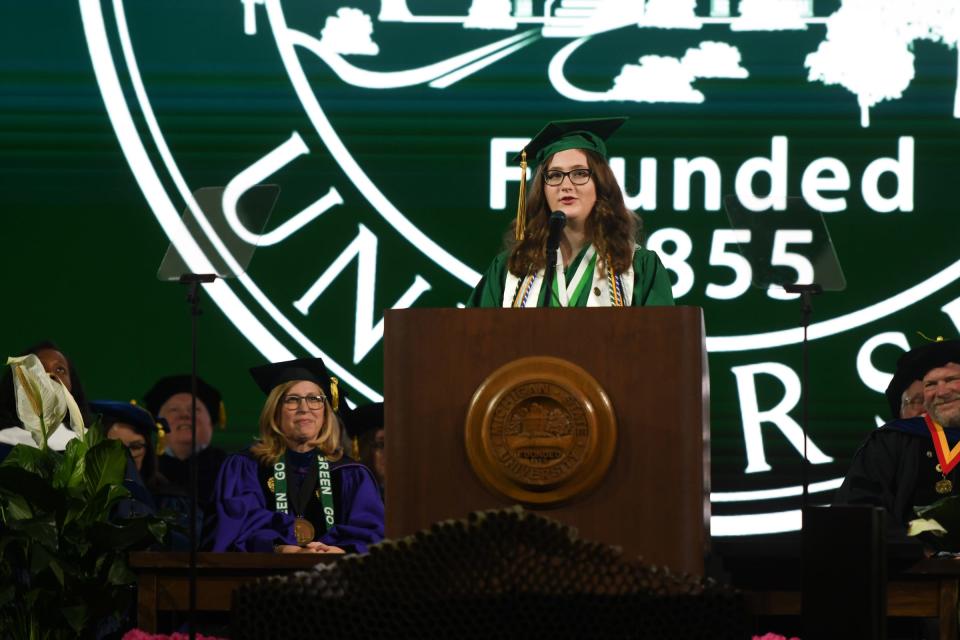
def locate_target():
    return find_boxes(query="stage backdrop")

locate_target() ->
[4,0,960,537]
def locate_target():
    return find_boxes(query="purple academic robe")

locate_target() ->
[211,450,384,553]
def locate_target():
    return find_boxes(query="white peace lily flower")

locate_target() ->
[6,354,85,448]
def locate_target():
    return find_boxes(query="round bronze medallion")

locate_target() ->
[465,356,616,506]
[294,518,315,545]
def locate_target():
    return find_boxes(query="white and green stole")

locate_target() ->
[502,245,634,308]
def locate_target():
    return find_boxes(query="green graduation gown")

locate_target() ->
[467,246,675,308]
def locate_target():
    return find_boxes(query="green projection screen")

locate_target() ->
[5,0,960,537]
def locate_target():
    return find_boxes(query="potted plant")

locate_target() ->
[0,355,168,638]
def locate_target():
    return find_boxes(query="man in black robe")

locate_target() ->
[143,375,228,536]
[835,339,960,528]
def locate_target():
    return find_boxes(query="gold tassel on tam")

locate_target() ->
[330,377,340,412]
[155,421,167,456]
[218,401,227,430]
[351,435,360,461]
[515,149,527,241]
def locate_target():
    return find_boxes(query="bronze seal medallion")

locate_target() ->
[465,356,616,506]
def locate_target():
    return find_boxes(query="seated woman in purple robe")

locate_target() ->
[211,357,384,554]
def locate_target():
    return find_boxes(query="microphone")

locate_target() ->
[546,211,566,251]
[541,211,567,307]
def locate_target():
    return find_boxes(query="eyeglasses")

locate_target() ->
[902,395,924,409]
[282,394,326,410]
[543,168,592,186]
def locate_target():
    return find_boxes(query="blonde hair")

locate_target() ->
[250,380,343,465]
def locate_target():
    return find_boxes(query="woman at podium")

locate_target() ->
[210,358,384,553]
[468,117,674,308]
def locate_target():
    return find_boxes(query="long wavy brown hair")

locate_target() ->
[506,149,641,276]
[250,380,343,465]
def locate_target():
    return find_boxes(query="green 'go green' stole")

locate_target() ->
[272,455,335,531]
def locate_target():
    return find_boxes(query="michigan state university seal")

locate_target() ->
[465,357,616,506]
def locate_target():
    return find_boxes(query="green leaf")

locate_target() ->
[12,517,58,551]
[105,556,134,585]
[103,482,130,509]
[82,440,126,496]
[74,484,129,529]
[73,491,109,528]
[61,492,91,528]
[1,492,33,521]
[0,445,57,478]
[60,524,91,557]
[60,605,87,634]
[147,518,169,543]
[28,543,52,575]
[3,472,61,516]
[47,558,64,587]
[0,467,61,514]
[51,438,87,490]
[83,421,103,448]
[41,548,78,582]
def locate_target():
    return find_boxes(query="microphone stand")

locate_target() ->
[542,245,559,308]
[179,273,216,640]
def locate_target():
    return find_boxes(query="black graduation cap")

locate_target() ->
[143,375,225,428]
[344,402,384,439]
[249,357,341,411]
[896,339,960,394]
[885,355,920,420]
[511,117,627,241]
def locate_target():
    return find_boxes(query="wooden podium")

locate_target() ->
[383,307,709,575]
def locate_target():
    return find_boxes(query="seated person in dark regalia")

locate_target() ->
[92,400,192,521]
[95,400,164,479]
[344,401,385,500]
[143,375,228,519]
[211,357,384,553]
[835,339,960,528]
[885,353,926,422]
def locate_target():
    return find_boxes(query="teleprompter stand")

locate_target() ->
[724,195,872,636]
[157,184,278,638]
[723,195,846,506]
[782,282,822,509]
[179,273,215,639]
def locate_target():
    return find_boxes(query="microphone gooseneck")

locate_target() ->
[541,211,567,308]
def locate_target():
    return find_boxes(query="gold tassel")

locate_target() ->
[917,332,945,343]
[133,398,168,454]
[606,254,623,307]
[155,421,166,456]
[515,149,527,241]
[330,377,340,412]
[351,435,360,461]
[218,401,227,430]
